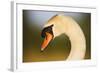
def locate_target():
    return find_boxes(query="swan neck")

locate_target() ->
[65,24,86,60]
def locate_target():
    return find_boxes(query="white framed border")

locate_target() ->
[11,1,97,72]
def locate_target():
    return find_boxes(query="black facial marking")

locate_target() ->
[41,24,54,38]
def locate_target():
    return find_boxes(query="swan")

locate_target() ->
[41,14,86,60]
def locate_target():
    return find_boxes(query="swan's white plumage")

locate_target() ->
[44,14,86,60]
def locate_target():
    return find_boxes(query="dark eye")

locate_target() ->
[41,24,54,38]
[41,29,46,38]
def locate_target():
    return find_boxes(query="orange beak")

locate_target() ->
[41,32,53,51]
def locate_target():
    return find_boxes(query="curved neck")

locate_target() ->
[65,23,86,60]
[45,15,86,60]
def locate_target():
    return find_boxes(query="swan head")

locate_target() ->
[41,15,64,51]
[41,24,54,51]
[41,23,62,51]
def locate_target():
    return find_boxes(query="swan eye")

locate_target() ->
[41,24,54,38]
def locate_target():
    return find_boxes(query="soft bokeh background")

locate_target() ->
[23,10,91,62]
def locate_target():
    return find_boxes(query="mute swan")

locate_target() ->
[41,14,86,60]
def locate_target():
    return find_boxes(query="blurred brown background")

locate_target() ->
[23,10,91,62]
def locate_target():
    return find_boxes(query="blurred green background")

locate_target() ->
[23,10,91,62]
